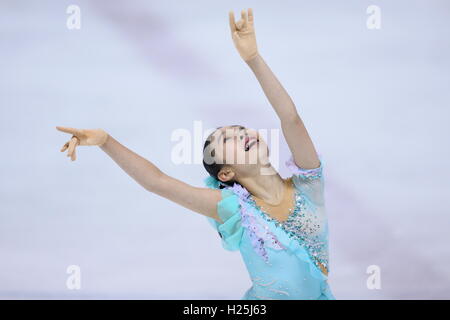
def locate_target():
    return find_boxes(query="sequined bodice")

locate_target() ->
[245,185,329,274]
[203,153,335,299]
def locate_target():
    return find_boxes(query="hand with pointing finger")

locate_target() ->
[229,8,258,62]
[56,126,109,161]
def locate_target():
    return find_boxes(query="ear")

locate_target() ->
[217,167,235,184]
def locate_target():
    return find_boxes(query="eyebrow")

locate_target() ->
[217,126,245,142]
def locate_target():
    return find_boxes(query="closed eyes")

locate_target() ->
[224,135,243,143]
[222,126,245,143]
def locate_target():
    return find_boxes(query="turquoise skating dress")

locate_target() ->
[204,154,335,300]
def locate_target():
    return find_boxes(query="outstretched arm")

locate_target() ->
[56,127,223,222]
[229,8,320,169]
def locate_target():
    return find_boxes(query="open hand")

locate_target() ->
[56,126,109,161]
[229,8,258,62]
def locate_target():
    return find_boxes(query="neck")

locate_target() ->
[238,165,285,205]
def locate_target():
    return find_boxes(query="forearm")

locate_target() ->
[99,134,164,192]
[246,54,299,122]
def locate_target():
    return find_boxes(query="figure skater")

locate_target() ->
[56,8,335,300]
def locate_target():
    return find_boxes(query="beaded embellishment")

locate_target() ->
[246,187,329,273]
[203,173,329,272]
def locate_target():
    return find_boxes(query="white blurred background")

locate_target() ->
[1,0,449,299]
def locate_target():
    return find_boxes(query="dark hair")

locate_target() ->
[202,125,243,189]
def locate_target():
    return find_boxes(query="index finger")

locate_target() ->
[56,126,80,136]
[229,11,236,33]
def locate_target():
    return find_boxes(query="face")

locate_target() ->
[207,125,270,182]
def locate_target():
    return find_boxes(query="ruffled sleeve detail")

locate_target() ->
[285,154,323,181]
[204,176,244,251]
[285,153,325,206]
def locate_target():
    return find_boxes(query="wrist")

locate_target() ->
[99,130,110,147]
[244,52,261,65]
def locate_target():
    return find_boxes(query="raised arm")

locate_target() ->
[56,126,223,223]
[229,8,320,169]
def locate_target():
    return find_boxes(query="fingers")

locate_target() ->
[229,11,236,33]
[56,126,81,136]
[60,141,69,152]
[241,9,247,29]
[66,136,79,160]
[60,137,79,160]
[248,8,254,25]
[230,8,253,32]
[71,144,77,161]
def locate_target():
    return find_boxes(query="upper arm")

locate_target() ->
[149,172,223,222]
[281,115,321,169]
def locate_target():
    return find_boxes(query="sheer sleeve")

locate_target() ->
[206,188,244,251]
[285,153,325,206]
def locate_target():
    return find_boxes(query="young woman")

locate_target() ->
[56,8,335,300]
